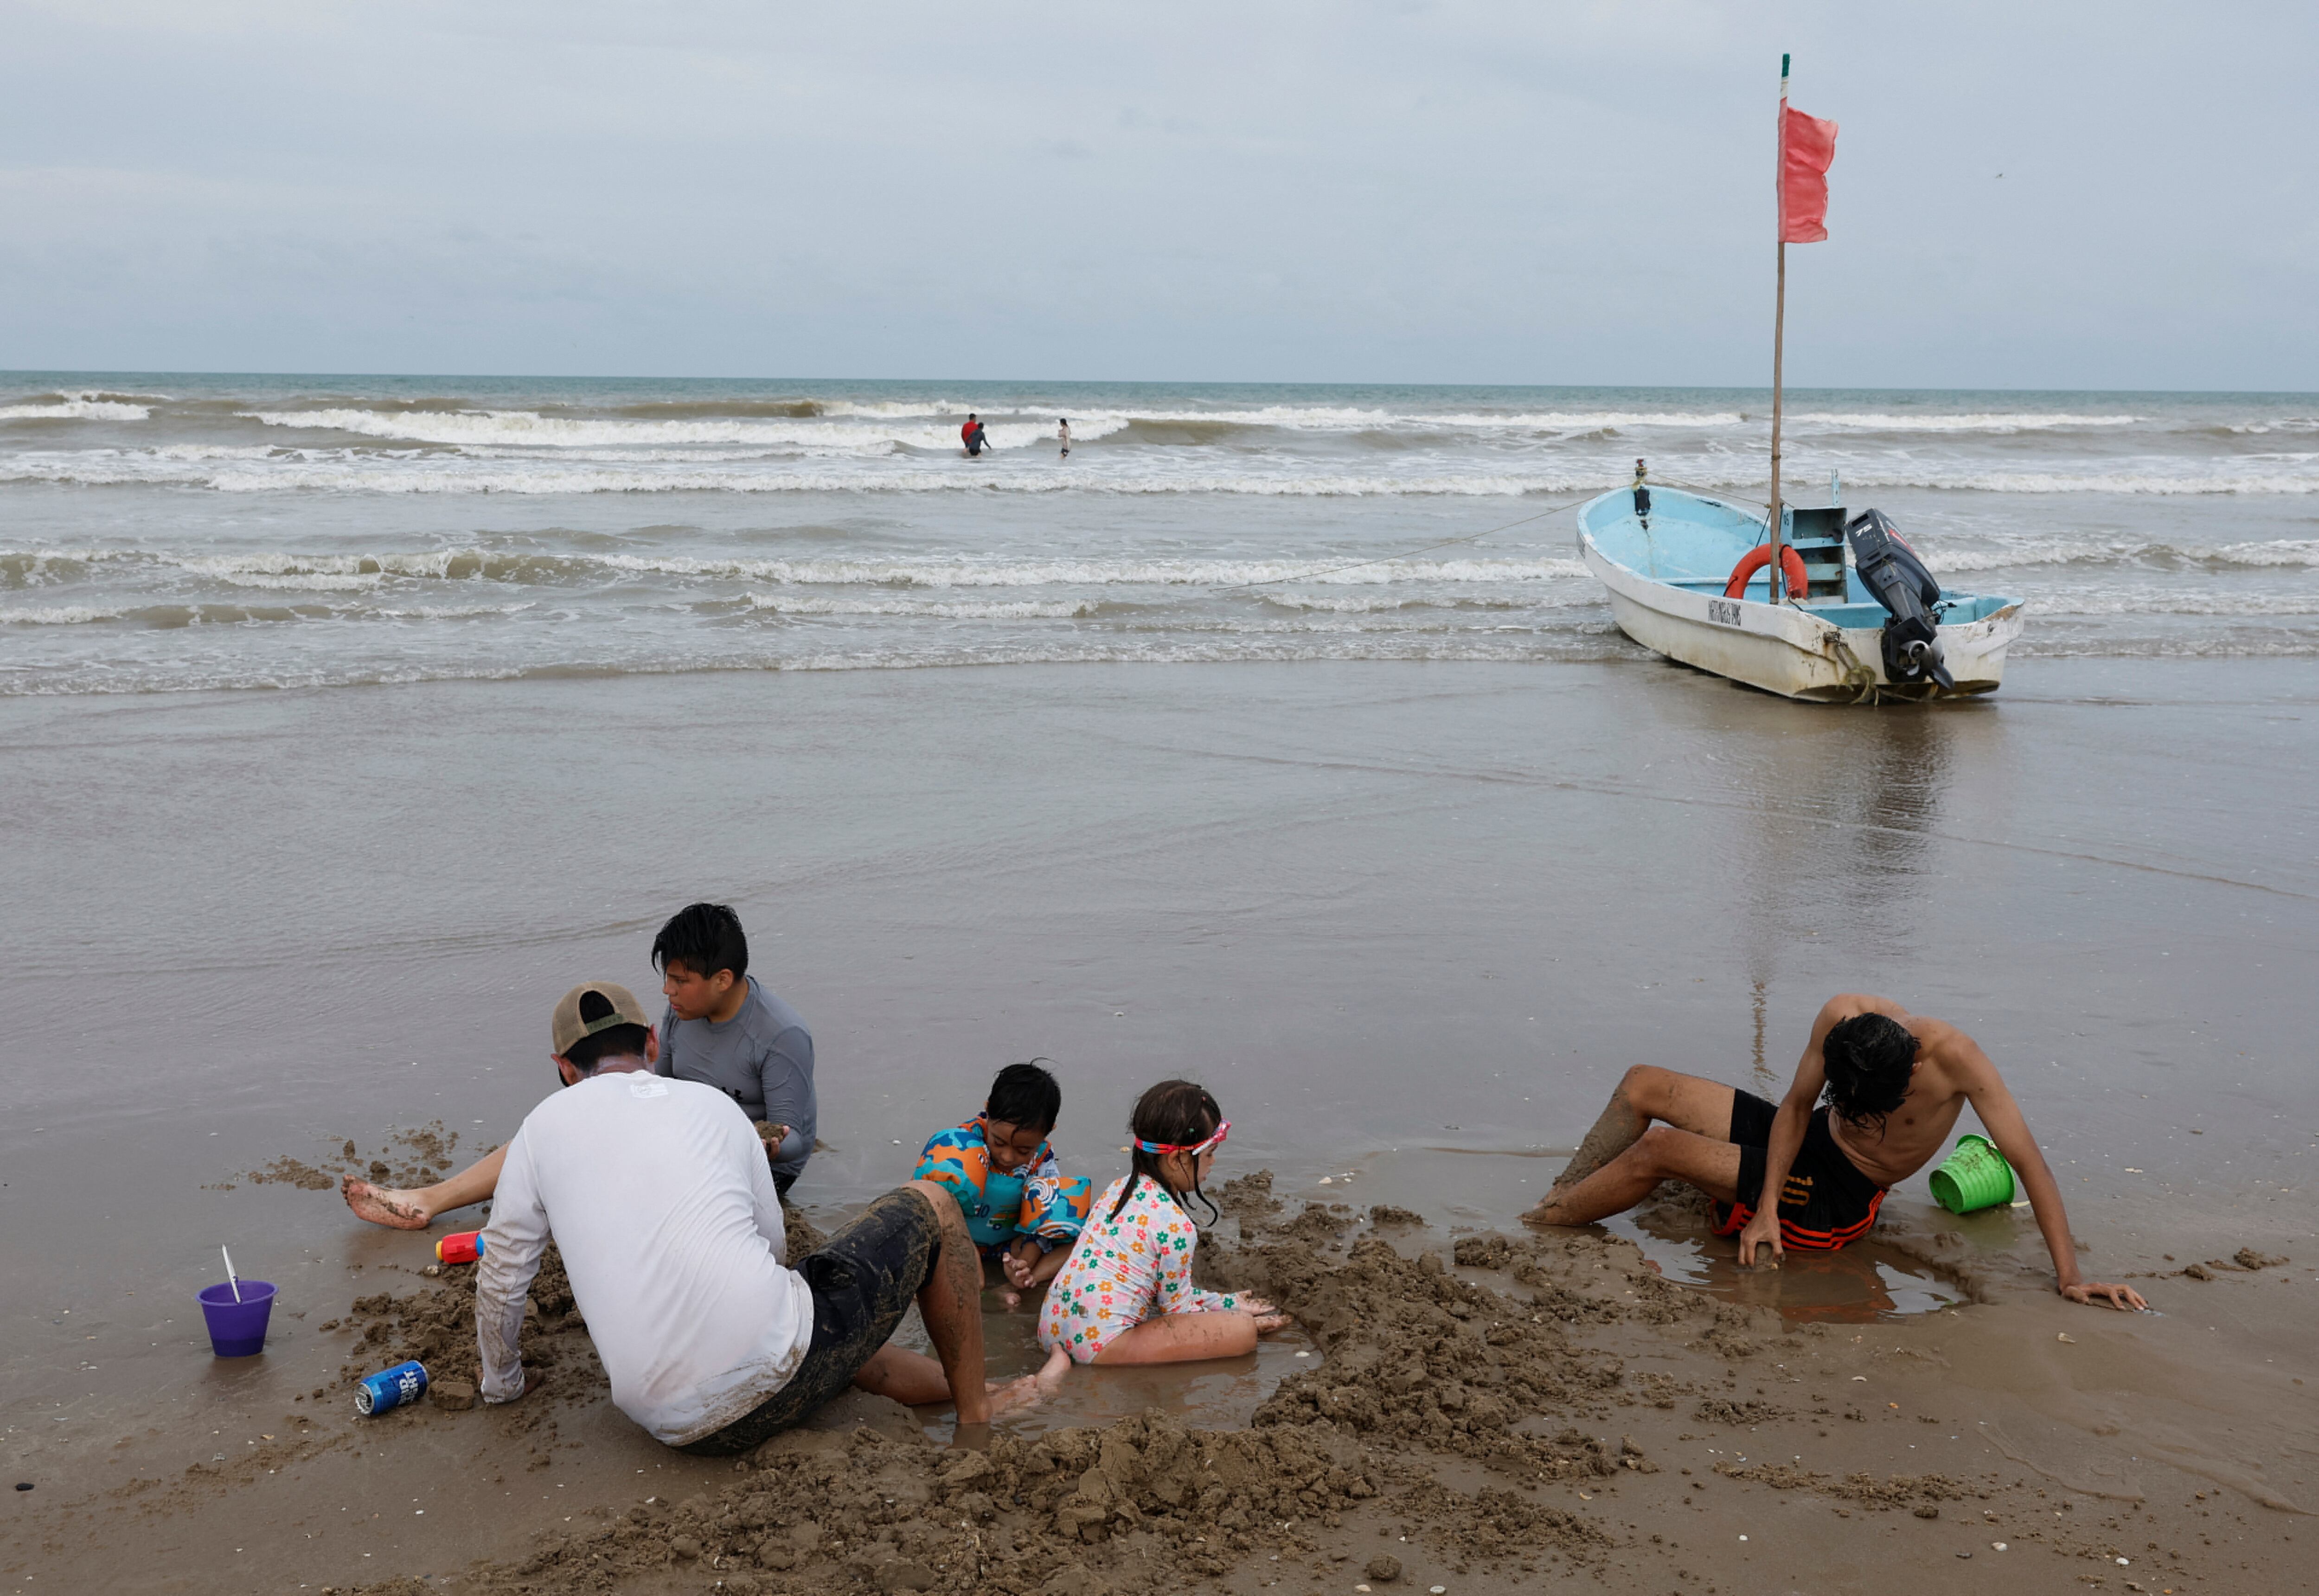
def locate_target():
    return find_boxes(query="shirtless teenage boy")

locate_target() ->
[1523,993,2147,1311]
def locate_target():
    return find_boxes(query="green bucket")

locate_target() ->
[1928,1134,2015,1214]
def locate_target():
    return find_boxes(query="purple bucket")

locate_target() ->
[197,1281,277,1358]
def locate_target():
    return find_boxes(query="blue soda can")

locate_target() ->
[355,1359,429,1416]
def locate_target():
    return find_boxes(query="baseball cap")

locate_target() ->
[550,981,652,1056]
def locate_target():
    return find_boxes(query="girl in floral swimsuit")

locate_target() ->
[1037,1080,1290,1372]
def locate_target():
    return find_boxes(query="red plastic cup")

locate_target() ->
[435,1231,486,1264]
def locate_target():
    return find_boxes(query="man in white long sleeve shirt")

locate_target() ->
[475,981,1036,1449]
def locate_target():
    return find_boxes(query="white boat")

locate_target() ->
[1577,486,2024,703]
[1579,56,2023,703]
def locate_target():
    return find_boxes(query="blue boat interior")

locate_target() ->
[1580,490,2015,626]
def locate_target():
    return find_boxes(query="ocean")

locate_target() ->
[3,374,2315,696]
[6,374,2317,1570]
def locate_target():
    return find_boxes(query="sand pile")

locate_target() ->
[329,1205,829,1399]
[330,1216,1640,1596]
[326,1241,588,1391]
[315,1171,2139,1596]
[326,1175,1833,1596]
[217,1122,478,1194]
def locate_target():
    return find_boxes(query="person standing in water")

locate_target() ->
[1632,457,1651,524]
[961,415,991,457]
[1057,418,1071,459]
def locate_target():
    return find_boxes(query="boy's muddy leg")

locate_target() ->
[1551,1079,1649,1195]
[341,1143,509,1230]
[1527,1125,1743,1228]
[1548,1067,1737,1194]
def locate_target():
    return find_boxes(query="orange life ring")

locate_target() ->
[1723,544,1810,600]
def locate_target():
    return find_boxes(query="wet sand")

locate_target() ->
[3,655,2315,1592]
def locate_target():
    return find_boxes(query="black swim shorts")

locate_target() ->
[1709,1090,1888,1251]
[681,1186,941,1455]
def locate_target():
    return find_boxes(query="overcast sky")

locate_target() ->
[3,1,2313,388]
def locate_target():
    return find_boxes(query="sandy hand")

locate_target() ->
[1253,1313,1293,1335]
[2063,1280,2148,1311]
[341,1173,432,1231]
[1736,1210,1784,1269]
[984,1372,1045,1418]
[1236,1296,1278,1317]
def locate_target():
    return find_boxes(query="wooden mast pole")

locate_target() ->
[1768,53,1790,603]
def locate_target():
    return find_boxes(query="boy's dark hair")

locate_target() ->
[564,987,650,1074]
[1820,1013,1918,1134]
[652,902,748,983]
[985,1060,1062,1135]
[1111,1078,1224,1227]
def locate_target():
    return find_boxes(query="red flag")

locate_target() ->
[1779,104,1839,243]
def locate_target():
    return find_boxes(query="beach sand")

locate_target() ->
[3,655,2314,1592]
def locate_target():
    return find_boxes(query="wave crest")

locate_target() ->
[1,394,153,422]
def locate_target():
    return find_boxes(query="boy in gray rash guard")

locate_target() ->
[339,900,815,1230]
[653,902,817,1194]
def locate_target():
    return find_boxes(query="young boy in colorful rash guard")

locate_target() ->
[912,1062,1095,1307]
[1036,1079,1289,1372]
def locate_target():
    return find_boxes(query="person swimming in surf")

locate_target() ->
[1523,993,2147,1311]
[961,415,991,457]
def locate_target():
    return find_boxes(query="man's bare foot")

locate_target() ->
[1034,1346,1071,1396]
[1519,1197,1572,1229]
[341,1174,433,1230]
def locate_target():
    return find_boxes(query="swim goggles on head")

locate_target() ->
[1135,1120,1230,1158]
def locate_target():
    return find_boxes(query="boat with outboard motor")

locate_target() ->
[1576,484,2024,703]
[1578,58,2023,702]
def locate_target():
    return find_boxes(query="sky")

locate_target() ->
[1,1,2313,389]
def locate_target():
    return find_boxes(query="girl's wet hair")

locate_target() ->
[1111,1078,1224,1226]
[1819,1013,1918,1133]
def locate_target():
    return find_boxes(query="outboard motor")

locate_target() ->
[1845,509,1954,690]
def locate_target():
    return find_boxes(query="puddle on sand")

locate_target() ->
[1601,1207,1963,1321]
[980,1331,1320,1439]
[1294,1141,1967,1324]
[852,1275,1321,1443]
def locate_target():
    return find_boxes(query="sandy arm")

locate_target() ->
[1961,1051,2147,1310]
[474,1130,550,1401]
[742,1116,791,1269]
[1739,993,1891,1265]
[756,1025,814,1172]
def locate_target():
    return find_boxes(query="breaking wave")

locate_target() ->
[6,375,2315,694]
[1921,538,2319,573]
[0,393,154,422]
